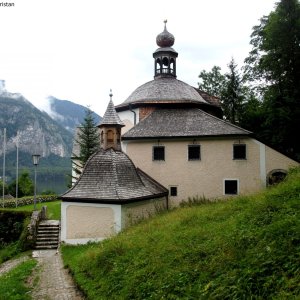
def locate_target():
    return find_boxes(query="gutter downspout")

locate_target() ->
[129,104,136,125]
[166,195,169,210]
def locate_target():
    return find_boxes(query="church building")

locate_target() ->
[115,21,299,207]
[64,22,299,243]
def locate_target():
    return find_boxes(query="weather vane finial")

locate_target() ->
[109,89,113,100]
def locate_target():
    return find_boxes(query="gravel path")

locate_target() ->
[31,249,84,300]
[0,255,30,276]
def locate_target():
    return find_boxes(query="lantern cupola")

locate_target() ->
[153,20,178,79]
[98,90,125,151]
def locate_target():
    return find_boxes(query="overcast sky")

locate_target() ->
[0,0,277,116]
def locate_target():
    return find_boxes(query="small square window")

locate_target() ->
[170,186,177,196]
[153,146,165,161]
[188,145,201,160]
[233,144,246,160]
[224,180,238,195]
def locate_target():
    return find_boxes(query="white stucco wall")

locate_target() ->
[61,202,122,244]
[118,109,139,134]
[61,198,168,244]
[122,197,167,228]
[123,137,299,206]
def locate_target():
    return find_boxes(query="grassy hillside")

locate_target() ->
[61,167,300,299]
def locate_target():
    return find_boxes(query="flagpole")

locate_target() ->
[16,131,19,207]
[2,128,6,208]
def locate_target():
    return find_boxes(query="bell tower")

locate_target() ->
[153,20,178,79]
[98,91,125,151]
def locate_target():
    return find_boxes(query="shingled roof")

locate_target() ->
[195,89,221,107]
[116,77,209,109]
[122,108,251,140]
[60,148,168,203]
[99,99,124,127]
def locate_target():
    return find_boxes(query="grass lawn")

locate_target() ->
[14,201,61,220]
[62,167,300,299]
[0,244,32,265]
[0,258,37,300]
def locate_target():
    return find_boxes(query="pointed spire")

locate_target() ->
[99,91,124,127]
[99,91,124,151]
[164,19,167,30]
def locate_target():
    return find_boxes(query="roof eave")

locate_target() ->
[59,192,168,204]
[115,100,216,112]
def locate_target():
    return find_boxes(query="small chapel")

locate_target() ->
[60,94,168,244]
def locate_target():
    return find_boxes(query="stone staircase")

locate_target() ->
[35,220,60,250]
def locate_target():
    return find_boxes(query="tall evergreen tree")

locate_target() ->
[245,0,300,159]
[221,59,246,124]
[198,61,257,126]
[72,108,100,176]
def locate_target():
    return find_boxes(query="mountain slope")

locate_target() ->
[48,96,102,133]
[0,91,74,193]
[0,92,73,157]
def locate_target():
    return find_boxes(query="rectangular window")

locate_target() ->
[153,146,165,161]
[170,186,177,197]
[224,179,239,195]
[233,144,246,160]
[188,145,201,160]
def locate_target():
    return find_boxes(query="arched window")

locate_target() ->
[267,169,287,186]
[107,130,114,143]
[156,58,161,74]
[100,131,104,144]
[170,58,175,74]
[162,56,169,66]
[162,57,169,74]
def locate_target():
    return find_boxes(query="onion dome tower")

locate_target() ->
[153,20,178,78]
[98,90,125,151]
[115,21,223,120]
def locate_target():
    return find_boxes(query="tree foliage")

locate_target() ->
[198,66,226,97]
[0,179,8,195]
[8,170,34,197]
[198,60,253,125]
[72,108,100,176]
[221,58,247,124]
[198,0,300,159]
[245,0,300,158]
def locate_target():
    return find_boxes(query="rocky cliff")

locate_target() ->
[0,91,73,157]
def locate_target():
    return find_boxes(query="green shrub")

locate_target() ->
[180,194,213,207]
[0,210,33,263]
[2,195,57,208]
[0,211,31,245]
